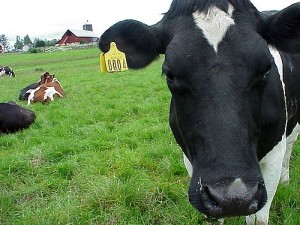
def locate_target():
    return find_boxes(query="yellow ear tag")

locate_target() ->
[100,42,128,73]
[100,53,107,72]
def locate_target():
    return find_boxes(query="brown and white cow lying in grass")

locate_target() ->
[19,72,55,100]
[25,72,65,104]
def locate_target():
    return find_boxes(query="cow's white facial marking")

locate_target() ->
[193,4,235,53]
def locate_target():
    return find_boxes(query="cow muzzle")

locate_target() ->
[189,178,267,218]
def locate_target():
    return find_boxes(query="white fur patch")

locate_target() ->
[269,47,284,89]
[281,123,300,183]
[183,153,193,177]
[251,133,287,225]
[193,4,235,53]
[26,87,41,105]
[44,87,63,101]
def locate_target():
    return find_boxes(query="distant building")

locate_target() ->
[23,44,33,52]
[56,22,99,45]
[83,20,93,31]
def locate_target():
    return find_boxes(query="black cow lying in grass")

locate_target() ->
[0,101,35,134]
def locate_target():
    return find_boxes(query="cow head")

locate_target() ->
[99,0,300,219]
[8,67,15,77]
[39,72,55,84]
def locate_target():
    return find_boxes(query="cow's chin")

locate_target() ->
[188,178,267,219]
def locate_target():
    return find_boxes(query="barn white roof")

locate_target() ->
[68,29,98,38]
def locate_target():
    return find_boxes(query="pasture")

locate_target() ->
[0,47,299,224]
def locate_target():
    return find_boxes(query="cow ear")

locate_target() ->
[99,19,163,69]
[261,3,300,53]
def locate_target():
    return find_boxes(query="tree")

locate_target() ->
[23,34,32,45]
[45,39,57,46]
[35,39,45,48]
[14,36,24,50]
[0,34,8,51]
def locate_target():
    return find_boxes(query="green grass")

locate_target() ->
[0,48,299,225]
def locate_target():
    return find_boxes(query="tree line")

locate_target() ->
[0,34,57,51]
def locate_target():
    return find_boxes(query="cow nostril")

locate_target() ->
[256,182,267,209]
[205,187,219,207]
[248,200,258,212]
[201,186,223,216]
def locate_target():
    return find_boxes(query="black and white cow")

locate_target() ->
[0,66,15,77]
[19,83,40,100]
[99,0,300,224]
[0,101,35,134]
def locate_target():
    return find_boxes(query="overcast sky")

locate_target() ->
[2,0,299,44]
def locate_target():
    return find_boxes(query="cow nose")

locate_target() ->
[192,178,267,218]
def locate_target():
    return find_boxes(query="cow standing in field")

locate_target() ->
[19,72,55,101]
[0,101,35,134]
[99,0,300,224]
[0,66,15,77]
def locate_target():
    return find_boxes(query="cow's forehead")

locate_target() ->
[193,4,235,53]
[164,4,272,73]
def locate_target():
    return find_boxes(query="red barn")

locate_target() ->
[56,29,99,45]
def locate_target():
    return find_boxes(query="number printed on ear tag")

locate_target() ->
[100,42,128,73]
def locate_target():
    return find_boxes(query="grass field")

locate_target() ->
[0,47,299,225]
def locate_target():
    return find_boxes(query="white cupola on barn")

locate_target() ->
[83,20,93,31]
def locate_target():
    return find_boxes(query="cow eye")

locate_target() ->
[262,64,272,80]
[162,64,175,82]
[261,70,270,81]
[165,71,175,81]
[263,65,271,78]
[249,66,271,90]
[254,67,271,88]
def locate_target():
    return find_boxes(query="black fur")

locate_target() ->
[0,102,35,134]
